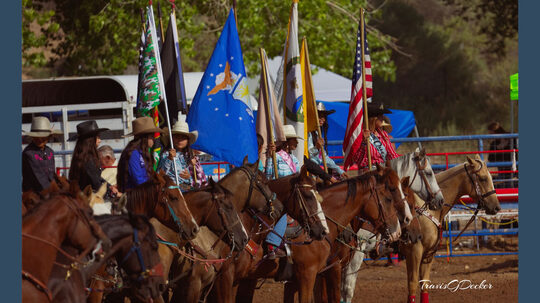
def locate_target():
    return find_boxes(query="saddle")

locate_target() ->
[284,219,303,239]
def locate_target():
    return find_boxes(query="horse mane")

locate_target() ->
[94,214,158,249]
[126,180,158,211]
[435,162,466,184]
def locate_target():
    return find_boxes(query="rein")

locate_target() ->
[409,156,442,205]
[120,228,163,282]
[163,185,187,236]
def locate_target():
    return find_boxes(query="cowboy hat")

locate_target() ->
[23,116,63,138]
[316,102,336,117]
[367,102,392,117]
[283,125,303,140]
[123,116,164,137]
[162,117,198,145]
[69,120,110,141]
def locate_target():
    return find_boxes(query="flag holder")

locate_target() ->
[360,8,372,171]
[260,48,279,179]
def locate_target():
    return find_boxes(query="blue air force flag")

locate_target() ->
[187,9,257,167]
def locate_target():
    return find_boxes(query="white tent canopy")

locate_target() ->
[246,56,352,108]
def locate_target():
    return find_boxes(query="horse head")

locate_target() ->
[120,214,165,302]
[205,178,249,251]
[378,164,413,227]
[362,166,403,242]
[285,165,329,240]
[399,176,423,244]
[390,148,445,210]
[465,155,501,215]
[153,171,200,240]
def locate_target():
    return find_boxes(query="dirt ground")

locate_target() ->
[252,247,518,303]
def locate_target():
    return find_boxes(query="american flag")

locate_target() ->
[343,19,372,170]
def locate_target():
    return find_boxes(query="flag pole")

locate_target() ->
[360,8,372,171]
[148,5,183,196]
[302,37,328,173]
[260,48,279,179]
[232,0,238,29]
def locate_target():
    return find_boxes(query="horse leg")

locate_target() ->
[158,243,175,302]
[296,266,318,303]
[283,280,298,303]
[313,275,327,303]
[235,279,258,303]
[418,260,435,303]
[208,264,236,303]
[329,263,344,303]
[340,250,366,303]
[403,242,423,303]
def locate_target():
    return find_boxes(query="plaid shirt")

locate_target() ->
[265,151,299,179]
[158,150,207,191]
[307,132,344,175]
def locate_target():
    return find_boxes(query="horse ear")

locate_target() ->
[375,163,384,175]
[401,176,410,190]
[420,147,426,156]
[369,175,377,188]
[300,164,308,178]
[474,153,482,160]
[242,155,249,166]
[466,156,475,166]
[385,159,392,167]
[208,177,216,187]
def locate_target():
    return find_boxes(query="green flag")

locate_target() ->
[510,73,518,101]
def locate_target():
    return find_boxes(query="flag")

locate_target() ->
[136,5,168,169]
[159,11,188,126]
[343,17,373,170]
[257,48,286,167]
[300,38,319,158]
[187,9,257,167]
[277,0,304,163]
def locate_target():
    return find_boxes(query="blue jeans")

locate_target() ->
[266,214,287,247]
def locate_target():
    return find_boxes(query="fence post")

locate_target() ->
[478,139,484,161]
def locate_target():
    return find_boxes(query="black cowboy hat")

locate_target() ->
[316,102,336,117]
[68,120,110,141]
[367,102,392,117]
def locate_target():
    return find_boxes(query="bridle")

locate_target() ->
[464,161,497,209]
[286,181,324,237]
[238,167,278,220]
[409,155,442,206]
[120,228,164,283]
[368,182,393,240]
[160,185,190,239]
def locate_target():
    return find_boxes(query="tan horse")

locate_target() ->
[400,155,501,303]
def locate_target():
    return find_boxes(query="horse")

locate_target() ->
[401,155,501,303]
[147,176,251,302]
[205,163,335,303]
[22,181,111,303]
[339,177,424,303]
[233,165,409,303]
[49,214,165,303]
[160,158,286,303]
[389,147,445,210]
[125,170,200,241]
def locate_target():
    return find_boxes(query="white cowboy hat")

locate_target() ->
[283,125,303,140]
[163,116,198,145]
[23,116,63,138]
[123,116,165,137]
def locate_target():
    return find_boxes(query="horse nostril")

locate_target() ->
[192,226,200,235]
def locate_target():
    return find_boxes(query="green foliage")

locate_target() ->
[22,0,59,67]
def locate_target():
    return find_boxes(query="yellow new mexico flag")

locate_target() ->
[300,38,319,158]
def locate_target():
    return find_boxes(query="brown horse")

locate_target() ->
[401,155,501,303]
[162,159,287,303]
[49,214,165,303]
[148,176,251,301]
[125,170,199,240]
[231,166,409,303]
[22,181,111,303]
[338,177,424,303]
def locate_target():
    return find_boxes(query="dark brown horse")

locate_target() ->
[125,171,199,240]
[49,214,165,303]
[330,176,424,303]
[148,176,252,302]
[22,182,111,303]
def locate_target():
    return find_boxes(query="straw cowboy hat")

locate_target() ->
[316,102,336,117]
[367,102,392,117]
[69,120,110,141]
[162,117,198,145]
[23,116,63,138]
[283,125,303,140]
[123,116,164,137]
